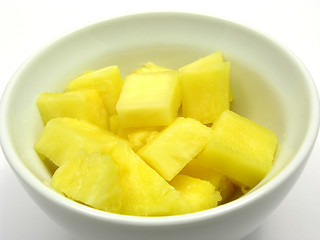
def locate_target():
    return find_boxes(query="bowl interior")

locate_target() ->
[2,13,316,212]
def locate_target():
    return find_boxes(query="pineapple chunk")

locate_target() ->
[124,127,161,152]
[133,62,172,74]
[109,114,161,151]
[34,118,120,167]
[138,117,214,181]
[37,89,108,129]
[116,71,181,128]
[51,151,121,212]
[170,174,221,212]
[196,110,278,188]
[66,65,123,116]
[179,51,233,102]
[179,50,224,71]
[110,141,191,216]
[109,116,162,151]
[109,115,120,134]
[179,62,231,124]
[180,161,235,204]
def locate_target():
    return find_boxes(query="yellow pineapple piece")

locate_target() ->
[51,151,121,212]
[66,65,123,116]
[179,51,233,102]
[133,62,172,74]
[180,161,235,204]
[109,115,120,134]
[110,141,191,216]
[34,118,120,167]
[124,127,161,152]
[116,71,181,128]
[196,110,278,188]
[179,62,231,124]
[109,115,162,151]
[179,50,224,71]
[37,89,108,129]
[138,117,214,181]
[170,174,221,212]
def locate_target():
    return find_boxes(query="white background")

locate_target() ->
[0,1,319,239]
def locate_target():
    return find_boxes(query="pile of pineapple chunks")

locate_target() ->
[35,51,278,216]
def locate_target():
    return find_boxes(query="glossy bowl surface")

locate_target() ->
[0,12,319,240]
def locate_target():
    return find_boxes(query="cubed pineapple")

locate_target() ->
[138,117,214,181]
[66,65,123,116]
[196,110,278,188]
[51,151,121,212]
[109,117,162,151]
[179,50,233,102]
[178,50,224,71]
[124,127,161,152]
[179,62,231,124]
[116,71,181,128]
[133,62,172,74]
[109,115,120,134]
[110,141,191,216]
[37,89,108,129]
[34,118,120,167]
[169,174,221,212]
[180,161,235,204]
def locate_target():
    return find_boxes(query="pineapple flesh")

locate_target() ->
[122,126,162,152]
[178,50,224,71]
[51,151,121,212]
[37,89,108,129]
[180,161,235,204]
[179,50,233,102]
[179,62,231,124]
[33,51,278,217]
[138,117,214,181]
[110,141,191,216]
[34,118,120,167]
[169,174,222,212]
[116,71,181,128]
[196,110,278,188]
[109,115,120,135]
[66,65,123,116]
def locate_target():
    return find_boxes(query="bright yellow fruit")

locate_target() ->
[66,65,123,116]
[37,89,108,129]
[196,110,278,188]
[179,50,233,102]
[180,161,235,204]
[138,117,214,181]
[179,50,224,71]
[123,127,162,152]
[34,118,120,167]
[179,62,231,124]
[51,151,121,212]
[34,51,278,216]
[109,115,120,134]
[116,71,181,128]
[110,141,191,216]
[109,115,162,151]
[169,174,221,212]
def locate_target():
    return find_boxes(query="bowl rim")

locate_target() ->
[1,11,319,227]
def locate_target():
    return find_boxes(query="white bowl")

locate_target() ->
[0,12,319,240]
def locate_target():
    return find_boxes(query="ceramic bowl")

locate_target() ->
[1,12,319,240]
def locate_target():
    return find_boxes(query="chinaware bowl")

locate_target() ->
[0,12,319,240]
